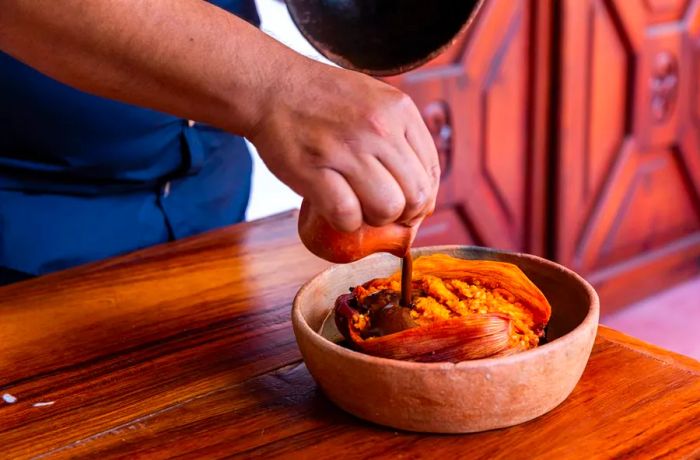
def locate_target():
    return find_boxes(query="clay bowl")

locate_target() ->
[292,246,599,433]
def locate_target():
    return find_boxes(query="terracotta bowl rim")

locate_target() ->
[292,244,600,370]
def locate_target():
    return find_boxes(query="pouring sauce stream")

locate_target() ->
[400,252,413,307]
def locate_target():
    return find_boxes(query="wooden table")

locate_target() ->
[1,211,699,459]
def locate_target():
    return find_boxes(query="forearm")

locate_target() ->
[1,0,441,234]
[0,0,302,137]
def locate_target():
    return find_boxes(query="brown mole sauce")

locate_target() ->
[400,252,413,307]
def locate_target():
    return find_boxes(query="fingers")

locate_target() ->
[336,153,406,227]
[304,168,363,233]
[376,136,434,225]
[404,104,441,216]
[265,69,439,231]
[321,97,438,229]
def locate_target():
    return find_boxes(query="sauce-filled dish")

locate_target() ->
[332,254,552,363]
[292,246,599,433]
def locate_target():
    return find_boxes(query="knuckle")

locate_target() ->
[328,198,358,225]
[364,90,413,137]
[429,163,442,182]
[382,196,406,220]
[366,198,404,225]
[387,198,405,218]
[395,91,415,110]
[391,91,419,118]
[366,111,390,137]
[405,185,430,212]
[307,139,337,168]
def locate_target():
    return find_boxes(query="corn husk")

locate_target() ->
[334,254,552,362]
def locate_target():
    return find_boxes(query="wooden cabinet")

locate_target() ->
[385,0,700,313]
[383,0,552,255]
[557,0,700,310]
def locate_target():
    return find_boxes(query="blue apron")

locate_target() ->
[0,1,260,278]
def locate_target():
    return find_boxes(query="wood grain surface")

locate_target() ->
[1,211,698,459]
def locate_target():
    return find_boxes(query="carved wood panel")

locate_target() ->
[382,0,699,310]
[383,0,552,255]
[558,0,700,311]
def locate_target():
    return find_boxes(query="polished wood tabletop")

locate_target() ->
[1,211,699,459]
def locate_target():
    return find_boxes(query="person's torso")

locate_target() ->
[0,0,260,192]
[0,0,259,276]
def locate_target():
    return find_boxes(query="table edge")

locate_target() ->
[598,325,700,374]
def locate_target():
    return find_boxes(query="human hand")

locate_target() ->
[247,59,440,232]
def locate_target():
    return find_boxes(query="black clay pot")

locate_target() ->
[285,0,484,76]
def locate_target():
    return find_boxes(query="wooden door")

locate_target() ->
[557,0,700,311]
[383,0,552,255]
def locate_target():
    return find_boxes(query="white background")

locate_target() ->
[246,0,332,220]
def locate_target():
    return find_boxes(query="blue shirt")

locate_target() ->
[0,1,259,276]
